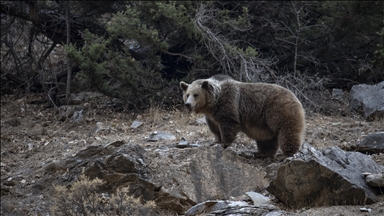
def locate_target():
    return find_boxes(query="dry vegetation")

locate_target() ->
[52,174,158,216]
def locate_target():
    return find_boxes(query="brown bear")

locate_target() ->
[180,75,305,158]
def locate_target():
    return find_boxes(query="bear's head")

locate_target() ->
[180,80,216,114]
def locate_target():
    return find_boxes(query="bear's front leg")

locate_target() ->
[218,124,240,148]
[212,114,241,148]
[206,116,222,143]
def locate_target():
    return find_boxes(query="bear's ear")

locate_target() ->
[180,81,189,92]
[202,81,213,91]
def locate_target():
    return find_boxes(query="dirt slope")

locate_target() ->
[1,93,383,215]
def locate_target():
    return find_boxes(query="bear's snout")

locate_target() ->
[185,103,192,111]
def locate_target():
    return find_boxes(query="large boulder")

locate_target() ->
[267,143,384,209]
[145,144,268,209]
[356,132,384,154]
[350,81,384,119]
[60,143,155,199]
[52,142,268,214]
[55,143,192,214]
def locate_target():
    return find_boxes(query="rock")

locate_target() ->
[147,131,176,142]
[185,199,281,216]
[149,145,268,213]
[55,143,194,214]
[330,122,341,126]
[267,143,384,209]
[106,140,125,147]
[360,207,372,212]
[332,88,344,100]
[44,162,67,175]
[265,211,294,216]
[350,81,384,119]
[176,137,189,148]
[130,120,143,129]
[196,117,206,125]
[190,143,200,147]
[70,110,83,123]
[26,143,34,151]
[60,144,155,199]
[185,200,237,216]
[209,207,287,216]
[95,122,110,133]
[3,179,15,187]
[58,105,86,121]
[365,173,384,187]
[245,191,271,206]
[356,133,384,154]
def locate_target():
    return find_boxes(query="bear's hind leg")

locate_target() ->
[255,137,279,158]
[278,128,303,157]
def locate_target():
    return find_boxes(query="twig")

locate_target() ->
[163,51,192,60]
[48,86,58,109]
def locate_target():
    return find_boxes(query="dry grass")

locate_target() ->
[51,174,159,216]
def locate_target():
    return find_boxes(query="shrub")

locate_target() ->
[51,174,159,216]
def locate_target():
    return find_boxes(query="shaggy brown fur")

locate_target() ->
[180,75,305,158]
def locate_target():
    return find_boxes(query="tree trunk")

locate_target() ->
[65,0,71,105]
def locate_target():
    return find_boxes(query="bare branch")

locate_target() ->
[193,3,276,82]
[163,51,192,60]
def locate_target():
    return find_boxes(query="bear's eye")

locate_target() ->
[186,94,189,98]
[193,94,198,98]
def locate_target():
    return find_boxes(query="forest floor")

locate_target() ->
[1,92,383,215]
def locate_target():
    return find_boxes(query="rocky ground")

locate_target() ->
[1,92,383,215]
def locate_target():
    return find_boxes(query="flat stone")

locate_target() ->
[130,120,143,129]
[147,131,176,142]
[95,122,110,133]
[185,200,228,216]
[185,200,275,216]
[245,191,271,206]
